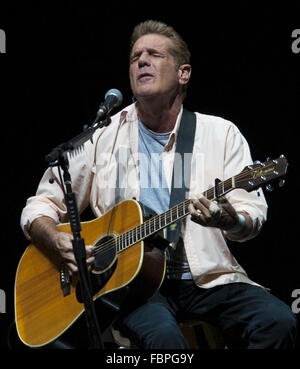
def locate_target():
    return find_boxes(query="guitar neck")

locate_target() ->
[117,176,236,251]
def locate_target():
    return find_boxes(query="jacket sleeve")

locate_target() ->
[222,123,268,242]
[20,143,95,241]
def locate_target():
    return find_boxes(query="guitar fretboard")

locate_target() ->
[116,176,236,251]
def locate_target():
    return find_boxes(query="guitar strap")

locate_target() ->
[167,108,196,248]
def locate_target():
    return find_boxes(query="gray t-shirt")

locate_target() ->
[138,118,192,279]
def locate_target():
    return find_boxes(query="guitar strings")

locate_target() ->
[91,171,239,256]
[91,202,191,257]
[91,165,270,257]
[91,162,278,257]
[91,177,229,257]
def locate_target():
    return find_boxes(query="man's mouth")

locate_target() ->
[137,73,154,81]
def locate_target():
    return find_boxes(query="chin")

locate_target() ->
[136,84,165,98]
[135,90,158,100]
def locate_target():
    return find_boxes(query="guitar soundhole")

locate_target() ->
[93,235,117,272]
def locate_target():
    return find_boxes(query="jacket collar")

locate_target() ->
[120,102,184,152]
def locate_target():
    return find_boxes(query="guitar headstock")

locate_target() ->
[235,155,288,193]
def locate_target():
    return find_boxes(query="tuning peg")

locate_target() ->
[278,179,286,188]
[265,184,274,192]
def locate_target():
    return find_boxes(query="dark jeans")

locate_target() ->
[119,280,297,349]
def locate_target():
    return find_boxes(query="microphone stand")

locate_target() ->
[45,115,112,350]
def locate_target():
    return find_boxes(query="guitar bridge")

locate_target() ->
[60,263,71,297]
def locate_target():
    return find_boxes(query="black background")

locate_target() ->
[0,0,299,350]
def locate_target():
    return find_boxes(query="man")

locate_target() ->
[21,20,297,348]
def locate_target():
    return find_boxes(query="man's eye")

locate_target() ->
[131,56,138,63]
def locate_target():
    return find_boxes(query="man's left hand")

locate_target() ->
[188,196,239,231]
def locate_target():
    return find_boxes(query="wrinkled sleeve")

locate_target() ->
[222,124,268,242]
[20,143,95,240]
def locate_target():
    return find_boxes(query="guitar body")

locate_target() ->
[15,199,166,347]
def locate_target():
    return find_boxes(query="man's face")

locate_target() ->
[129,34,181,100]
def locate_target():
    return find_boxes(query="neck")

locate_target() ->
[136,93,183,133]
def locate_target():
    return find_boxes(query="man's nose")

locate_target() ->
[138,52,151,68]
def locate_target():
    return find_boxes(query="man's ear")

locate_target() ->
[178,64,192,85]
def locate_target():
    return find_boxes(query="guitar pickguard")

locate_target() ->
[75,258,118,303]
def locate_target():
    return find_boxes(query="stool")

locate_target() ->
[179,319,226,349]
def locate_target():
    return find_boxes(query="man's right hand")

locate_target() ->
[53,231,95,275]
[30,216,95,276]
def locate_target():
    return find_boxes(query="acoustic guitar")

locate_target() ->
[15,155,288,347]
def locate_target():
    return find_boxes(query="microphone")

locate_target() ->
[96,88,123,119]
